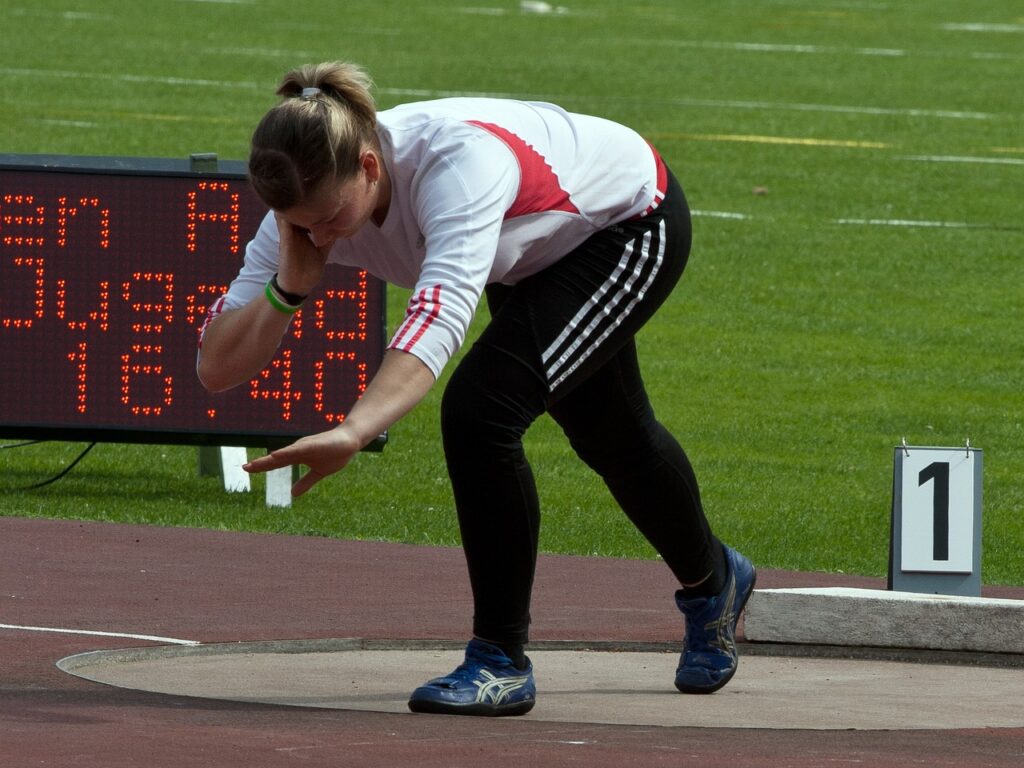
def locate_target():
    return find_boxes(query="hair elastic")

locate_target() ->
[300,86,322,100]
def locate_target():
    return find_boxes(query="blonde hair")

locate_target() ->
[248,62,378,211]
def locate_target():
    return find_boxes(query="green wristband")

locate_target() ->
[265,280,302,315]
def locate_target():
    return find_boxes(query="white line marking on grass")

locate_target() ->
[8,8,112,20]
[940,23,1024,33]
[0,623,200,646]
[968,51,1024,61]
[692,210,753,220]
[37,119,100,128]
[651,38,1024,62]
[693,214,1002,231]
[16,109,241,127]
[833,218,977,229]
[0,67,261,91]
[671,212,1008,232]
[660,40,907,57]
[901,154,1024,166]
[459,3,580,15]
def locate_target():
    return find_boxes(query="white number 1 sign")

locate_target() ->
[890,444,983,596]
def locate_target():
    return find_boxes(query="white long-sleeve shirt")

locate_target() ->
[206,97,666,378]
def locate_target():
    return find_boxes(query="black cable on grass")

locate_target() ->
[2,441,98,490]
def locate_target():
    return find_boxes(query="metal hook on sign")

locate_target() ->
[965,437,971,457]
[901,437,910,457]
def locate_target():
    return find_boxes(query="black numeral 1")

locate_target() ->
[918,462,950,561]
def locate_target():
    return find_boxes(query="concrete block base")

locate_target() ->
[744,587,1024,654]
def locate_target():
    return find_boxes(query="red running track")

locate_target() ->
[2,517,1022,767]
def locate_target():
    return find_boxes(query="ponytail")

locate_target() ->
[249,62,378,211]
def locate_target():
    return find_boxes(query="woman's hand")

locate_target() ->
[244,425,362,497]
[242,349,437,497]
[275,213,331,297]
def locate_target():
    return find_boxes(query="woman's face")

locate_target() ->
[280,150,386,249]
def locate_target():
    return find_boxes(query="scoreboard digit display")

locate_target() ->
[0,154,386,449]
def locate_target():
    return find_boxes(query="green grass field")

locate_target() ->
[2,0,1022,584]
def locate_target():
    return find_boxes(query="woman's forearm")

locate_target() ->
[340,348,437,448]
[197,298,295,393]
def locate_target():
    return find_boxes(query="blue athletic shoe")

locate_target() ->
[408,638,536,716]
[674,545,756,694]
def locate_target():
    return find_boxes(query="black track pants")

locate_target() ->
[440,168,721,645]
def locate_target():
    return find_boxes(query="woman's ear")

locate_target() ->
[361,150,381,184]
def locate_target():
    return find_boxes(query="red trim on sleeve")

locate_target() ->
[636,143,668,218]
[390,284,444,352]
[466,120,580,219]
[198,295,227,348]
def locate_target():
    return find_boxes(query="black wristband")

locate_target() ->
[270,273,308,305]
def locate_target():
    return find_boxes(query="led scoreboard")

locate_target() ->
[0,154,386,449]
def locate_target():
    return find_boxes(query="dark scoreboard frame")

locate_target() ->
[0,153,387,449]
